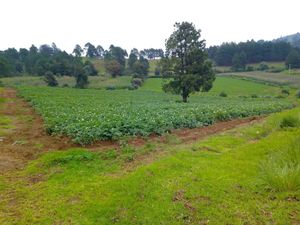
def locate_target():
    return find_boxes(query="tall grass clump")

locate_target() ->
[280,115,300,128]
[259,139,300,192]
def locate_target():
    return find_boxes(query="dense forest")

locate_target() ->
[207,40,293,66]
[0,43,163,78]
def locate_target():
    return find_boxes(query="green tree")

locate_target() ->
[84,43,98,58]
[285,49,300,69]
[75,69,89,88]
[162,22,215,102]
[83,61,98,76]
[104,60,122,77]
[104,45,127,76]
[231,51,247,71]
[128,51,138,73]
[96,45,104,59]
[0,57,11,77]
[43,71,58,87]
[73,44,83,57]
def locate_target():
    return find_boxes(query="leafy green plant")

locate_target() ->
[219,91,227,97]
[17,87,293,144]
[281,89,290,96]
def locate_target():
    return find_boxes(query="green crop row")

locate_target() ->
[18,87,294,144]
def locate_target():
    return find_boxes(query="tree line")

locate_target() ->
[206,40,299,68]
[0,42,164,78]
[0,43,98,78]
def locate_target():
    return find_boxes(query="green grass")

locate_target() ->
[214,61,286,73]
[206,77,282,96]
[0,75,132,89]
[221,71,300,88]
[1,106,299,224]
[17,86,292,144]
[142,77,283,97]
[259,139,300,192]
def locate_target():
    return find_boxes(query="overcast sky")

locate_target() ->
[1,0,299,53]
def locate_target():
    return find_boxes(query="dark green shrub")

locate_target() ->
[131,78,143,89]
[246,66,254,71]
[43,71,58,87]
[280,115,300,128]
[127,85,137,90]
[75,72,89,88]
[281,89,290,95]
[62,83,69,88]
[219,91,227,97]
[296,91,300,98]
[251,94,258,98]
[106,85,116,90]
[259,62,269,71]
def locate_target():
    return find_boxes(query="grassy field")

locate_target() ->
[221,71,300,88]
[0,101,299,224]
[0,75,132,89]
[1,75,287,98]
[142,76,287,97]
[214,61,286,73]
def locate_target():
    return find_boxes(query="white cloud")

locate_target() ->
[0,0,299,53]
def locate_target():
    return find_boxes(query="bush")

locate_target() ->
[127,85,137,90]
[280,115,300,128]
[281,89,290,96]
[251,94,258,98]
[219,91,227,97]
[75,72,89,89]
[259,62,269,71]
[106,86,116,90]
[131,78,143,89]
[62,83,69,88]
[259,140,300,192]
[296,91,300,98]
[246,66,254,71]
[43,71,58,87]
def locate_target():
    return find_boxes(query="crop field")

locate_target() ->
[18,86,293,144]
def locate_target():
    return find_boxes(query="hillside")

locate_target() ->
[274,32,300,49]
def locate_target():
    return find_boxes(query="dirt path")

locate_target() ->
[0,89,78,172]
[0,88,263,173]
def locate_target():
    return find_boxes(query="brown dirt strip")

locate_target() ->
[0,88,263,173]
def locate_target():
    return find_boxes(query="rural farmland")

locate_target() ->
[1,1,300,224]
